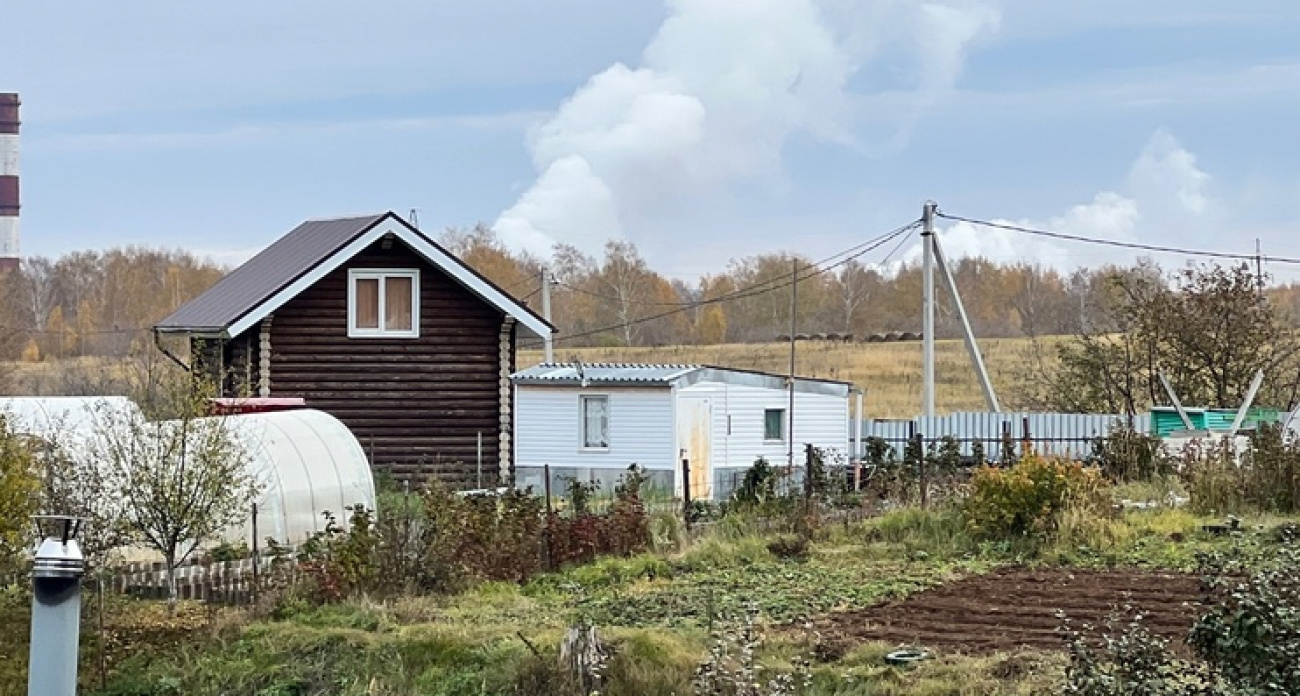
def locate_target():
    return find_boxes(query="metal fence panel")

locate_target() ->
[856,411,1142,462]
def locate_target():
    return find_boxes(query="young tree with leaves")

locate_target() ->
[1026,262,1299,414]
[0,413,40,573]
[90,375,259,611]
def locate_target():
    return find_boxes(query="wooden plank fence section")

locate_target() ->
[110,553,285,605]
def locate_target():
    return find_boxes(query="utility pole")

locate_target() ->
[540,269,554,363]
[1256,238,1265,294]
[788,258,798,469]
[921,201,937,418]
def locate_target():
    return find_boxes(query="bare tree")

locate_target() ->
[835,259,877,334]
[597,240,653,346]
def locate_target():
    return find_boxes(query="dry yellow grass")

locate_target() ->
[5,336,1064,420]
[522,336,1066,419]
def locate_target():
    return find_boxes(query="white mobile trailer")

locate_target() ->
[512,364,851,500]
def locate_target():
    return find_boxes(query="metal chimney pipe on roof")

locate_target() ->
[27,516,85,696]
[0,93,19,271]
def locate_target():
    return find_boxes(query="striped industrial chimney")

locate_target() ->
[0,93,19,271]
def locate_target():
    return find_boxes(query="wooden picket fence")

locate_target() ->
[109,553,288,605]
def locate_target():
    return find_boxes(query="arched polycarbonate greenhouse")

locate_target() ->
[215,408,376,546]
[0,398,375,547]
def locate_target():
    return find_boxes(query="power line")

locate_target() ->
[553,223,920,310]
[935,210,1300,265]
[555,221,922,309]
[551,220,921,346]
[0,325,152,336]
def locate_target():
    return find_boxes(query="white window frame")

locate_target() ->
[580,394,610,451]
[347,268,420,339]
[764,408,786,442]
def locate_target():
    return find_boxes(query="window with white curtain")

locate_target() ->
[348,269,419,338]
[581,395,610,449]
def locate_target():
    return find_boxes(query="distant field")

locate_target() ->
[4,336,1064,420]
[521,335,1065,419]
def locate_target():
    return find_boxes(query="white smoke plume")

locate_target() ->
[494,0,1001,261]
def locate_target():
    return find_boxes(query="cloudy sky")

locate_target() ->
[3,0,1299,281]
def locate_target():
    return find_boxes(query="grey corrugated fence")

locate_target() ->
[857,411,1144,461]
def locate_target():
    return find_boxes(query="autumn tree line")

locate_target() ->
[0,247,224,362]
[5,227,1300,412]
[441,225,1300,352]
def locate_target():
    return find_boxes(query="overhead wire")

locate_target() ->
[935,210,1300,265]
[551,219,921,346]
[554,221,922,308]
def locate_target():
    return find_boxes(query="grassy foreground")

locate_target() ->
[15,499,1288,696]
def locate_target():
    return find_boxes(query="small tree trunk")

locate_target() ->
[165,552,178,614]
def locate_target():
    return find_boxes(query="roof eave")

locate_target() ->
[152,325,229,339]
[512,378,672,387]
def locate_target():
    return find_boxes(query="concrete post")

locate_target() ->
[28,516,85,696]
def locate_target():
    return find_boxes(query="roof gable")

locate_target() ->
[155,212,553,339]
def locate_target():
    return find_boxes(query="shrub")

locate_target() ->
[765,533,809,560]
[693,605,812,696]
[548,468,650,567]
[1090,423,1172,482]
[929,435,963,475]
[1061,607,1212,695]
[563,477,601,515]
[861,437,914,505]
[964,454,1109,540]
[1188,544,1300,693]
[285,468,652,604]
[731,457,780,507]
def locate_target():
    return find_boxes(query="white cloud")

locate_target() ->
[1125,129,1215,224]
[494,0,1000,260]
[920,130,1221,272]
[908,3,1002,108]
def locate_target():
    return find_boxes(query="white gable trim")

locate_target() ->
[225,216,553,340]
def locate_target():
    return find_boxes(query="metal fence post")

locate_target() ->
[1001,421,1013,465]
[681,456,692,533]
[543,464,553,570]
[804,442,816,501]
[251,502,259,608]
[914,432,927,509]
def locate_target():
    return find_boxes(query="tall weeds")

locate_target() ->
[1183,424,1300,515]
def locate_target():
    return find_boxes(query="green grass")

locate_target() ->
[56,500,1300,696]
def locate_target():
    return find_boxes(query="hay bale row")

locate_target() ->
[772,332,924,343]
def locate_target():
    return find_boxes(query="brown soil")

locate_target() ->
[817,567,1206,654]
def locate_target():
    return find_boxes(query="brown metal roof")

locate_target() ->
[155,214,387,333]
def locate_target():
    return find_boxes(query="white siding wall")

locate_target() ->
[679,381,849,468]
[515,386,677,472]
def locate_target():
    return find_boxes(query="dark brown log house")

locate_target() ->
[154,212,553,487]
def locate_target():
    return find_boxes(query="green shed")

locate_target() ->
[1151,407,1281,437]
